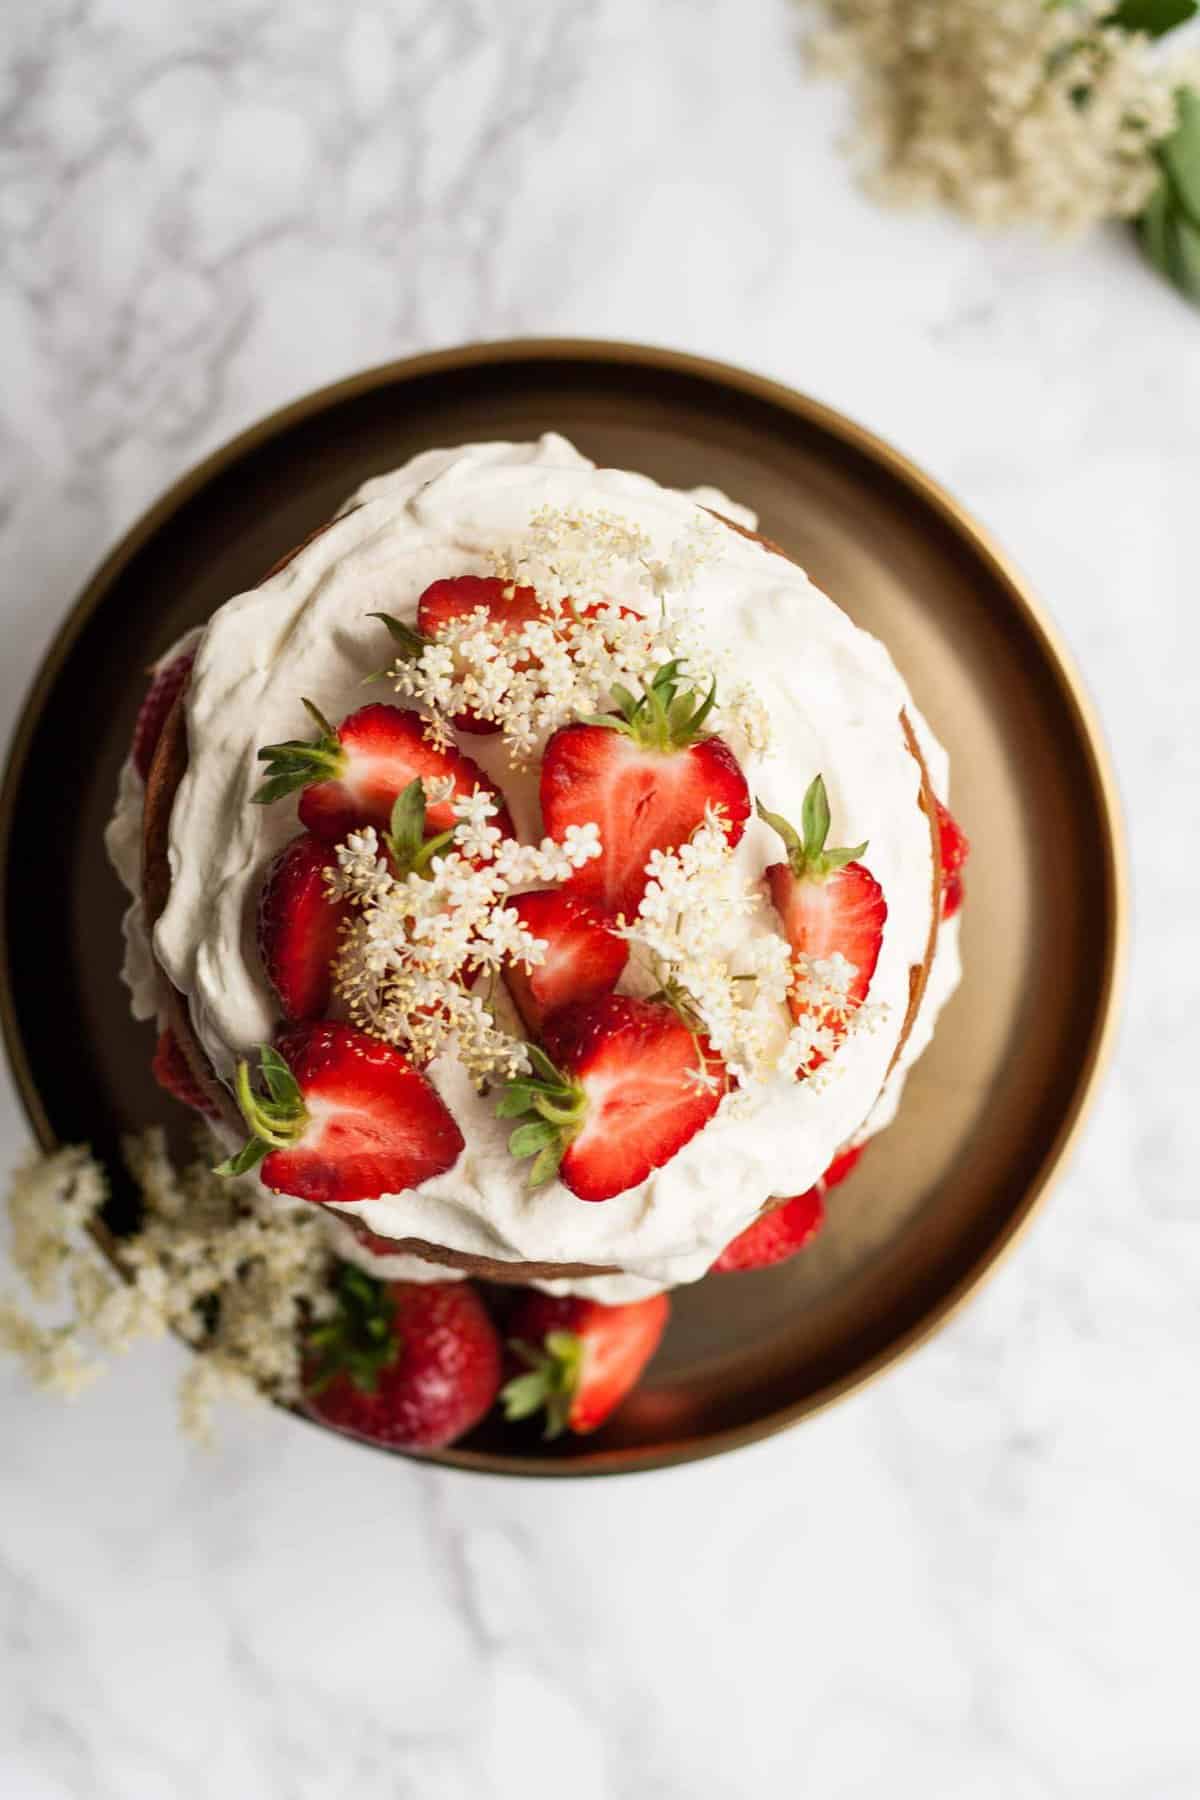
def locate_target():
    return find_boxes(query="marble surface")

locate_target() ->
[2,2,1198,1795]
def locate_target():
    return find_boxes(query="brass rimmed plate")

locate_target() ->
[0,341,1125,1475]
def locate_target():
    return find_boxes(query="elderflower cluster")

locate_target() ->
[622,814,885,1091]
[0,1131,340,1440]
[391,506,768,765]
[327,788,601,1083]
[803,0,1192,235]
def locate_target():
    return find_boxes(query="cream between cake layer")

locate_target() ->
[114,434,957,1293]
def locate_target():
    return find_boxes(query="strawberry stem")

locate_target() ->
[305,1264,400,1396]
[252,699,345,806]
[756,776,868,881]
[496,1053,589,1189]
[501,1329,583,1437]
[214,1045,308,1178]
[580,660,720,753]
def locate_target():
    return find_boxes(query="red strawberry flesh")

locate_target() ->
[258,832,353,1021]
[541,725,750,920]
[296,703,513,842]
[503,890,629,1034]
[711,1187,825,1273]
[934,798,969,918]
[152,1026,220,1119]
[503,1291,670,1435]
[259,1023,464,1205]
[542,995,726,1203]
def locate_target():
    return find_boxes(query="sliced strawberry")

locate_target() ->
[415,576,547,734]
[498,995,727,1202]
[254,701,513,841]
[934,797,969,918]
[503,890,629,1034]
[257,832,353,1022]
[152,1026,220,1120]
[218,1023,464,1205]
[759,776,887,1070]
[711,1140,865,1273]
[711,1187,825,1273]
[822,1140,865,1190]
[132,649,195,780]
[418,574,544,641]
[304,1266,501,1449]
[501,1291,670,1436]
[541,664,750,920]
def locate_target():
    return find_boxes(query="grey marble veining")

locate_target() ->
[3,1,1199,1795]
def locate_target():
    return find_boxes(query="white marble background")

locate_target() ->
[2,2,1198,1795]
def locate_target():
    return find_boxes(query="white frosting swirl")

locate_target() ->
[110,435,960,1295]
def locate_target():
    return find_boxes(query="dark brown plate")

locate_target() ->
[0,341,1125,1475]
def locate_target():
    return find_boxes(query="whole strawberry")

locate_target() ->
[541,661,750,920]
[304,1267,501,1450]
[501,1291,670,1437]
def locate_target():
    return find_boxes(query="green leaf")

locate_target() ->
[508,1119,560,1158]
[259,1045,302,1108]
[301,697,336,737]
[526,1044,564,1085]
[801,774,831,860]
[500,1366,553,1420]
[368,612,429,660]
[528,1141,566,1189]
[495,1085,537,1118]
[387,779,427,868]
[1109,0,1197,37]
[1161,87,1200,228]
[1140,177,1174,270]
[214,1136,269,1178]
[1167,208,1200,298]
[755,799,804,863]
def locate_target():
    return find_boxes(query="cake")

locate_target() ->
[106,434,965,1305]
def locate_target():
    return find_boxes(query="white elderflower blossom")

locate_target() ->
[388,506,768,766]
[327,794,601,1084]
[1,1129,341,1441]
[622,812,884,1088]
[803,0,1193,235]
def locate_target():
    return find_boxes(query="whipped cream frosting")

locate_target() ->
[108,435,960,1297]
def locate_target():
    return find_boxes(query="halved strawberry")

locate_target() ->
[759,776,887,1069]
[253,701,513,841]
[218,1022,464,1205]
[822,1140,865,1190]
[132,649,195,780]
[934,797,969,919]
[152,1026,220,1120]
[497,995,727,1202]
[503,890,629,1034]
[541,663,750,920]
[304,1266,501,1449]
[501,1291,670,1436]
[711,1187,825,1273]
[415,576,548,733]
[257,832,353,1022]
[711,1140,866,1273]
